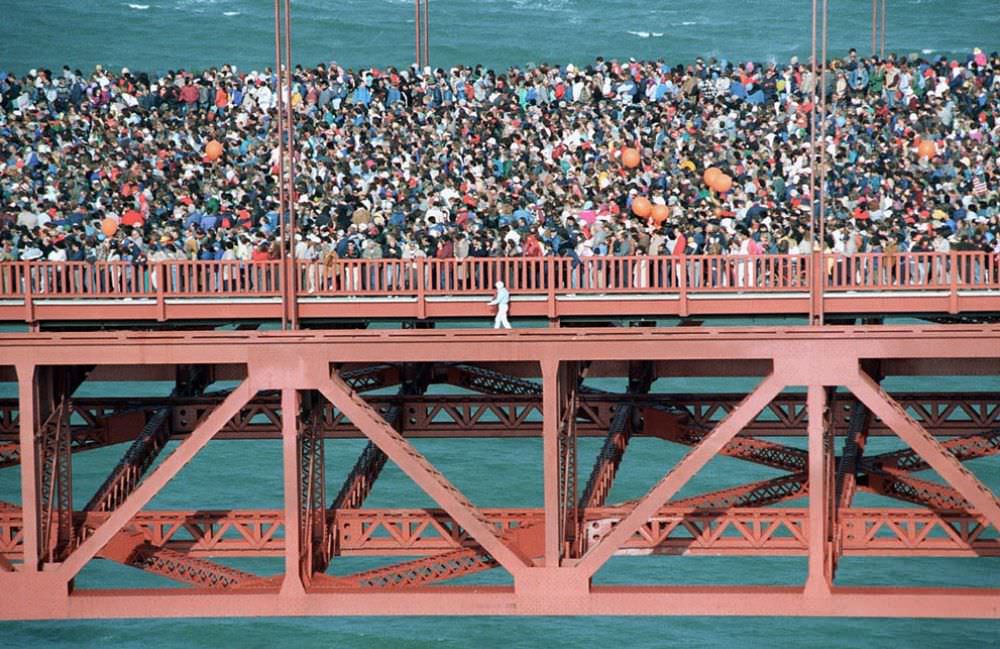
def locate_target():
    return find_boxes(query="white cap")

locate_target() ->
[495,281,504,288]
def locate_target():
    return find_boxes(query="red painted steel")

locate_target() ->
[0,326,998,620]
[2,393,995,449]
[3,506,992,563]
[2,252,999,324]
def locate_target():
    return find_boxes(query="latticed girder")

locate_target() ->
[644,407,808,472]
[37,398,73,563]
[330,522,543,589]
[298,396,327,582]
[340,364,401,393]
[84,408,172,513]
[334,547,498,588]
[3,392,995,447]
[668,472,808,509]
[0,443,17,468]
[445,364,542,396]
[3,506,994,562]
[330,442,387,513]
[99,528,261,589]
[0,402,158,469]
[866,428,1000,472]
[863,469,971,511]
[579,406,633,511]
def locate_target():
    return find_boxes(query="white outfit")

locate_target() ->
[488,285,511,329]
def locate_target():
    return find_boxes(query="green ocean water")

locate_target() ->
[2,0,1000,643]
[1,0,999,76]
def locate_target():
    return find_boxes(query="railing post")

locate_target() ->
[677,255,689,318]
[416,257,427,320]
[155,263,166,322]
[290,259,299,329]
[809,251,823,325]
[547,257,557,322]
[948,251,959,314]
[24,262,35,326]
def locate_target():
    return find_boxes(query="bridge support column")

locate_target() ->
[805,384,833,596]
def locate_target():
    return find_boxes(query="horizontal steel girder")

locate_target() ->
[2,507,995,561]
[1,394,995,447]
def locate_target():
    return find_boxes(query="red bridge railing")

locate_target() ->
[1,251,998,324]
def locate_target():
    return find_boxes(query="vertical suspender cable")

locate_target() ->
[274,0,287,330]
[284,0,298,329]
[423,0,430,70]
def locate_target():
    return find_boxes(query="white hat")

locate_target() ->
[495,281,504,288]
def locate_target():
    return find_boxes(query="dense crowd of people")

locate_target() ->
[0,47,998,293]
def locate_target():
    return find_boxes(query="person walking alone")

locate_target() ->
[488,280,512,329]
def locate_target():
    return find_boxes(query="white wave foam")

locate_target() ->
[223,11,240,16]
[921,48,935,54]
[680,21,697,26]
[128,3,150,9]
[627,31,664,39]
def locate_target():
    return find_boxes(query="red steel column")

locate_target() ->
[541,359,560,566]
[805,384,832,595]
[280,388,305,596]
[15,364,38,572]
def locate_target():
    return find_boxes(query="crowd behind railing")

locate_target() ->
[2,251,998,299]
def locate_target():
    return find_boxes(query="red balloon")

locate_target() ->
[621,147,641,169]
[650,204,669,225]
[703,167,722,187]
[712,174,733,194]
[631,196,652,218]
[205,140,224,162]
[917,140,936,159]
[101,218,118,237]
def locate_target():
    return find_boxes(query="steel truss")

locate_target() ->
[0,326,998,619]
[3,392,996,452]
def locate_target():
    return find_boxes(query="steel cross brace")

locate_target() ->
[847,370,1000,533]
[55,380,257,583]
[322,366,430,572]
[574,373,787,577]
[315,372,533,579]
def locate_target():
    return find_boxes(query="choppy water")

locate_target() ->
[2,0,1000,644]
[1,0,999,76]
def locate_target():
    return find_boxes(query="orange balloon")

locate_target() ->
[712,174,734,194]
[205,140,224,162]
[650,204,669,225]
[917,139,936,159]
[703,167,722,187]
[631,196,652,218]
[101,218,118,237]
[621,147,641,169]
